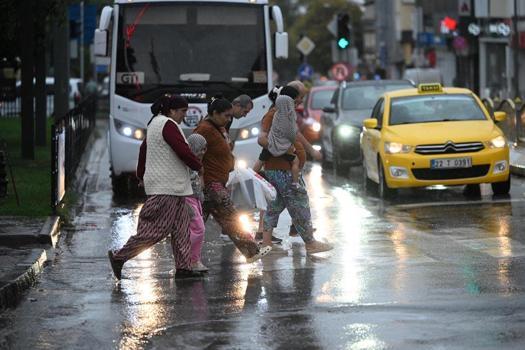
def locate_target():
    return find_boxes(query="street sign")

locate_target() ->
[458,0,472,16]
[327,15,337,37]
[331,62,351,81]
[296,36,316,56]
[298,63,314,80]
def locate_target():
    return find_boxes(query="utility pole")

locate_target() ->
[80,1,85,83]
[53,5,70,120]
[513,0,521,144]
[20,0,35,159]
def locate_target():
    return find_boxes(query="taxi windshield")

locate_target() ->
[389,94,486,125]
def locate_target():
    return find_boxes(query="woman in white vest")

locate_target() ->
[108,94,204,280]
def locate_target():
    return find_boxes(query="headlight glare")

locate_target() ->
[312,122,321,132]
[489,135,506,148]
[384,142,411,154]
[238,123,261,140]
[114,119,146,140]
[338,125,353,138]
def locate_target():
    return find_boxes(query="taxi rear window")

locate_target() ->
[389,94,486,125]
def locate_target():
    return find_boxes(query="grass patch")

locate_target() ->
[0,117,52,217]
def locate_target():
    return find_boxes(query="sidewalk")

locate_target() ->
[510,144,525,177]
[0,216,59,309]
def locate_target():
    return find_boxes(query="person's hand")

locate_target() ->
[311,149,322,162]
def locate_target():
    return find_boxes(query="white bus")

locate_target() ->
[94,0,288,194]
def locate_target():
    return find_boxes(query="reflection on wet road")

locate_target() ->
[1,127,525,349]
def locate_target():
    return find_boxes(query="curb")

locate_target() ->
[0,249,47,310]
[37,215,61,247]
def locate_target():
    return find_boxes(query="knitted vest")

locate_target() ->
[143,116,192,196]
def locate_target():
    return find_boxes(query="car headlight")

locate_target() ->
[238,123,260,140]
[488,135,506,148]
[114,119,146,141]
[337,125,354,138]
[311,121,321,132]
[384,142,412,154]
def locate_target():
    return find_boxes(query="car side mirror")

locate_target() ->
[322,106,336,113]
[494,111,506,122]
[363,118,378,129]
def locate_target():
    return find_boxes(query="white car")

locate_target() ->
[0,77,83,117]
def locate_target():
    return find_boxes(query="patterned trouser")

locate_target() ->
[203,182,260,258]
[114,195,192,270]
[263,170,314,243]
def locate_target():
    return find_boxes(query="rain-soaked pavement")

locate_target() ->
[1,123,525,349]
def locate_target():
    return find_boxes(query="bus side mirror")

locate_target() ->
[275,32,289,59]
[94,30,108,57]
[271,6,288,59]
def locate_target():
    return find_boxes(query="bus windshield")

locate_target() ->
[116,3,268,103]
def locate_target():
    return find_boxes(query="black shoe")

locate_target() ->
[108,250,124,280]
[175,269,205,279]
[254,232,282,244]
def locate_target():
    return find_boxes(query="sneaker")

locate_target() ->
[305,241,333,254]
[191,261,209,272]
[245,245,272,263]
[108,250,124,280]
[254,231,282,244]
[175,269,205,279]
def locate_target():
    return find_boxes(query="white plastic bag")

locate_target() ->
[227,168,277,210]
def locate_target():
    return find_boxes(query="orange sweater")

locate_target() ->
[193,119,235,185]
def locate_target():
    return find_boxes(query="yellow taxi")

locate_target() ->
[360,83,510,198]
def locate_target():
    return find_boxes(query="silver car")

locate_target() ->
[320,80,414,175]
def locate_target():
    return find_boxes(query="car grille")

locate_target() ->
[415,141,484,154]
[412,165,490,180]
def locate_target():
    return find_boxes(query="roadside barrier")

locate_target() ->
[51,95,97,212]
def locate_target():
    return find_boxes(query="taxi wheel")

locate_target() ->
[491,176,511,195]
[378,159,396,199]
[362,162,374,194]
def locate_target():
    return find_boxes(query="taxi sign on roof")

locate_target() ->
[418,83,443,93]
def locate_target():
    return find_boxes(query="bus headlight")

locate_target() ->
[384,142,411,154]
[488,135,506,148]
[238,123,260,140]
[114,119,146,141]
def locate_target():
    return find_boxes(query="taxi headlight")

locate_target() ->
[489,135,506,148]
[238,123,260,140]
[114,119,146,141]
[384,142,412,154]
[337,125,354,138]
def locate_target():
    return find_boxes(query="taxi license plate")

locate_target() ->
[431,157,472,169]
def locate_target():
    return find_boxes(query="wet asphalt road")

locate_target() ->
[1,124,525,349]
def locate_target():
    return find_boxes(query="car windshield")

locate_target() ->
[116,3,267,102]
[341,84,412,110]
[310,89,335,109]
[389,94,487,125]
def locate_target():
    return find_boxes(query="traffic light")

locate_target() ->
[337,13,351,50]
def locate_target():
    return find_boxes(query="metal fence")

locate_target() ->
[0,95,55,117]
[51,95,97,211]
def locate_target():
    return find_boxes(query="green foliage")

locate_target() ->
[0,118,52,217]
[271,0,362,81]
